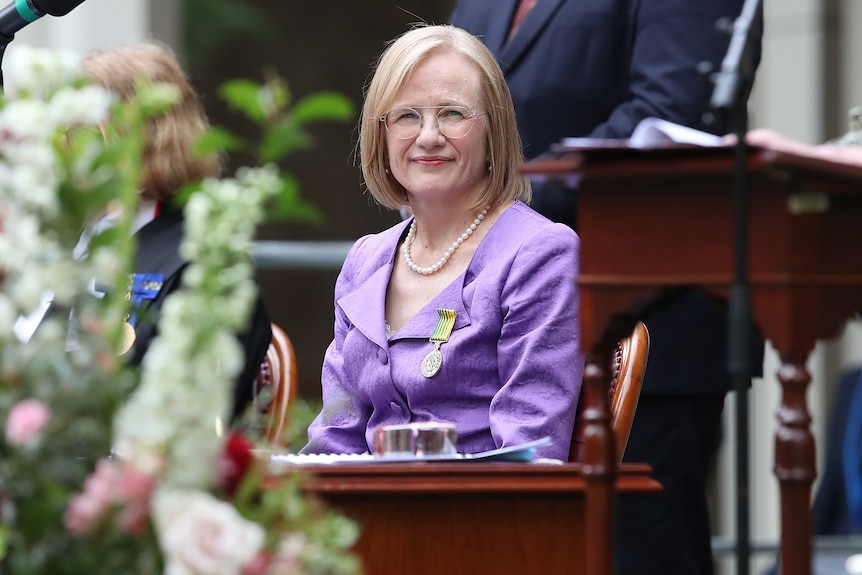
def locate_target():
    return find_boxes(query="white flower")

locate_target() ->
[116,165,277,489]
[48,85,113,127]
[0,294,17,337]
[0,100,55,141]
[7,271,49,312]
[111,439,167,478]
[0,144,60,216]
[45,259,87,305]
[89,245,118,271]
[153,489,264,575]
[4,45,82,100]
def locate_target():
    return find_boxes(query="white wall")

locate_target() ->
[749,0,825,143]
[13,0,149,51]
[838,0,862,128]
[4,0,179,71]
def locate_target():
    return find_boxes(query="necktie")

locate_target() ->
[509,0,538,38]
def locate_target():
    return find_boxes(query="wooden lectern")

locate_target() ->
[524,143,862,575]
[295,461,660,575]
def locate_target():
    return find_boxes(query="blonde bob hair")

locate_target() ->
[82,42,220,202]
[359,25,531,211]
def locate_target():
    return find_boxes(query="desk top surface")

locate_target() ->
[271,461,661,494]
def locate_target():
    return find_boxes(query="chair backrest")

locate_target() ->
[255,322,298,446]
[568,321,650,463]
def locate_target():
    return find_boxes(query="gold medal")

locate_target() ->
[422,309,456,378]
[118,319,136,356]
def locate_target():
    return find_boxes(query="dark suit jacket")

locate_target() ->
[451,0,758,157]
[813,366,862,535]
[130,205,272,419]
[452,0,764,395]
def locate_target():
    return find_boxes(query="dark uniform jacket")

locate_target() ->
[130,204,271,419]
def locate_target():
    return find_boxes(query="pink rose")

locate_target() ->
[65,458,118,535]
[116,465,157,535]
[65,458,157,536]
[239,534,304,575]
[154,489,264,575]
[5,399,50,446]
[239,552,272,575]
[265,534,305,574]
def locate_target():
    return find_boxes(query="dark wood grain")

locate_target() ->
[282,462,660,575]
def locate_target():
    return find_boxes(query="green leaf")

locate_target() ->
[135,82,181,117]
[194,127,249,156]
[266,175,324,224]
[172,180,204,207]
[259,122,312,163]
[0,525,8,560]
[292,92,355,124]
[219,80,266,123]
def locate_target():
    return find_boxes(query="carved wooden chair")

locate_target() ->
[254,322,298,446]
[569,321,650,463]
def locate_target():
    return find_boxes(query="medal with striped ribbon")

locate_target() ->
[421,308,456,378]
[117,273,163,356]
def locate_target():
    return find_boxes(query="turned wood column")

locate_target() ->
[774,360,817,575]
[582,350,616,575]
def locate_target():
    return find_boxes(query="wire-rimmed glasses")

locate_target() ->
[380,105,484,140]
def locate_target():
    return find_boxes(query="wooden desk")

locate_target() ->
[525,144,862,575]
[291,462,660,575]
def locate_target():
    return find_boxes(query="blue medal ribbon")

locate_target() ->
[125,273,164,327]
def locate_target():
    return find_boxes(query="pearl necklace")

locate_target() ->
[402,206,490,275]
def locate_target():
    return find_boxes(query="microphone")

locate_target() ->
[0,0,86,42]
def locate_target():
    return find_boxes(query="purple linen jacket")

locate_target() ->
[303,201,584,460]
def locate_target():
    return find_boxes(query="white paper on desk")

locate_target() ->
[271,436,554,466]
[557,117,724,150]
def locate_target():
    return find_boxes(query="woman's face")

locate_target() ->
[384,51,489,208]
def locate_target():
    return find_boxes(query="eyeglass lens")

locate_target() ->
[383,106,478,139]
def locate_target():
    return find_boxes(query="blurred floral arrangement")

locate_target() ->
[0,46,359,575]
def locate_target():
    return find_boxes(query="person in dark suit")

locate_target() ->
[81,43,272,421]
[812,365,862,536]
[450,2,764,575]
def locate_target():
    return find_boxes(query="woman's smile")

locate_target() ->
[413,155,452,167]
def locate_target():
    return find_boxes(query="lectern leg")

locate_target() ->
[582,351,616,575]
[774,361,816,575]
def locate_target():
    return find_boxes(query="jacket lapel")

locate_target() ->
[481,0,520,56]
[337,217,476,346]
[339,261,393,350]
[497,0,566,74]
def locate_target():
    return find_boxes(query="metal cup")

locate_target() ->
[372,422,458,458]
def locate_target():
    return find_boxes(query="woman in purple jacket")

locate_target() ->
[303,25,583,461]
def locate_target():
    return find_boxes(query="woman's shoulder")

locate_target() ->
[495,201,579,246]
[339,218,410,279]
[470,202,578,277]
